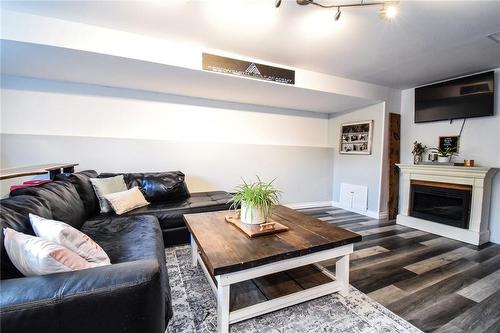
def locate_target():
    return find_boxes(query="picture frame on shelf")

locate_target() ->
[439,135,459,153]
[339,120,373,155]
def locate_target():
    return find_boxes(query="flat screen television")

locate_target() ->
[415,71,495,123]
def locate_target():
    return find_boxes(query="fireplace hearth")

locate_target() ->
[410,181,471,229]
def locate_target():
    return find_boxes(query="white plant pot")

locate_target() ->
[240,201,265,225]
[438,156,450,163]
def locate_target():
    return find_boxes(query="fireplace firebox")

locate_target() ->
[410,180,472,229]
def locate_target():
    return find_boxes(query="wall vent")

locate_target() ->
[340,183,368,211]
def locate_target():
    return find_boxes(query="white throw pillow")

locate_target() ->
[103,186,150,215]
[29,214,111,266]
[3,228,95,276]
[89,175,128,213]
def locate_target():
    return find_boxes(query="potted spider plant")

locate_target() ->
[230,177,282,225]
[431,146,457,163]
[412,141,427,164]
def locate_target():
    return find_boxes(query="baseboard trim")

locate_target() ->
[282,201,387,220]
[396,214,490,246]
[331,201,385,220]
[284,201,334,210]
[487,235,500,245]
[378,211,389,220]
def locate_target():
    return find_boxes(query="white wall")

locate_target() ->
[1,76,329,147]
[328,103,387,217]
[0,76,333,204]
[400,69,500,243]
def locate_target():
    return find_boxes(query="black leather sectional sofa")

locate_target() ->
[98,171,232,246]
[0,170,232,333]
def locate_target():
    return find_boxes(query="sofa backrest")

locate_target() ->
[55,170,100,219]
[10,180,87,230]
[0,195,53,279]
[99,171,190,203]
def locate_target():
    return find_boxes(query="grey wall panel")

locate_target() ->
[1,134,334,204]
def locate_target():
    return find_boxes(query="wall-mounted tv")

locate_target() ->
[415,71,495,123]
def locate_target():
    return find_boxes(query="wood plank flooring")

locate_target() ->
[300,206,500,333]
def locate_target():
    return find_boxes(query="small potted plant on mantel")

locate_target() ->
[230,177,281,225]
[412,141,427,164]
[431,147,457,163]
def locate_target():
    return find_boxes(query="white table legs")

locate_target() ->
[191,235,198,267]
[216,277,230,333]
[335,254,350,296]
[190,244,354,333]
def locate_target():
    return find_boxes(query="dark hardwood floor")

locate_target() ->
[300,206,500,333]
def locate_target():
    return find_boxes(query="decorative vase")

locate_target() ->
[464,159,475,167]
[438,156,450,163]
[413,154,423,165]
[240,201,265,225]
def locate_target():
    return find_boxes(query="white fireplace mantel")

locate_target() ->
[396,164,497,245]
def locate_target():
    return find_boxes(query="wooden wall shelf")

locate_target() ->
[0,163,78,180]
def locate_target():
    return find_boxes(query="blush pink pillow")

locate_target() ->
[3,228,94,276]
[29,214,110,266]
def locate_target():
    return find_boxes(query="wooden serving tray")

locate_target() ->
[225,212,289,238]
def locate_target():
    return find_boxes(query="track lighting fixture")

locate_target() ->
[379,3,398,20]
[276,0,399,22]
[334,7,341,21]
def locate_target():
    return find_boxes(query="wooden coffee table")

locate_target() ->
[183,205,361,333]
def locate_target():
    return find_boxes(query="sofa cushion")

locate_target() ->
[10,181,86,230]
[119,191,232,230]
[55,170,99,218]
[0,195,53,279]
[81,215,162,263]
[80,214,172,320]
[99,171,190,203]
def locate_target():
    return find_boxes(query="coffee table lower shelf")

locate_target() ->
[190,235,353,333]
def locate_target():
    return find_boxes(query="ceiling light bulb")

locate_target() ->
[334,7,341,21]
[381,4,398,20]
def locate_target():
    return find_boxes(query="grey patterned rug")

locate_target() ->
[165,245,422,333]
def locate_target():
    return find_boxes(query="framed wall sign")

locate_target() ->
[439,136,459,153]
[339,120,373,155]
[202,53,295,85]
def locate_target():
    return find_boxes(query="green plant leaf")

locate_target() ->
[230,176,282,219]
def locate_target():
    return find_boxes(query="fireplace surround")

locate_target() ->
[397,164,496,245]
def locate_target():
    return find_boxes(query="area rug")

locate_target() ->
[165,245,422,333]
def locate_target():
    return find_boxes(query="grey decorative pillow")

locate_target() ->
[89,175,128,213]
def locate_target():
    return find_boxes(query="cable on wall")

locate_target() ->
[458,118,466,138]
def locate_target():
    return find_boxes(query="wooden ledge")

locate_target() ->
[0,163,78,180]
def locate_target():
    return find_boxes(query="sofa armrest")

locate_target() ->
[0,260,165,333]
